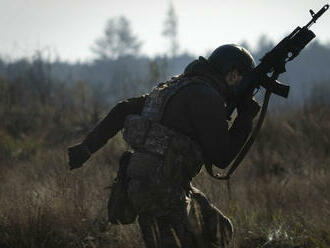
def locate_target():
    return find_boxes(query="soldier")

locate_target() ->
[68,44,260,248]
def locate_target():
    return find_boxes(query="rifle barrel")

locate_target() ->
[306,4,329,28]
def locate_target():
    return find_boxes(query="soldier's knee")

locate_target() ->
[189,187,234,246]
[209,205,234,247]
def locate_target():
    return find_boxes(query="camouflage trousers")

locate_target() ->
[126,152,233,248]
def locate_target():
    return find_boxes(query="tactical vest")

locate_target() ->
[123,76,205,180]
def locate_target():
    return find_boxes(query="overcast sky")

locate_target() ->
[1,0,329,62]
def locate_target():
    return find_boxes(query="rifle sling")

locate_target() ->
[205,89,272,180]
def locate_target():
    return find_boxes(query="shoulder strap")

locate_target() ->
[205,89,271,180]
[142,75,211,122]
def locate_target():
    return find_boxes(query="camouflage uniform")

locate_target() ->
[126,152,233,248]
[76,56,256,247]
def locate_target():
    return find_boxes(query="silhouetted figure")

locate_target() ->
[68,44,260,248]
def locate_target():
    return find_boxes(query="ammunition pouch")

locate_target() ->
[108,151,137,224]
[123,115,203,181]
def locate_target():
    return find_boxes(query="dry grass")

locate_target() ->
[1,106,330,247]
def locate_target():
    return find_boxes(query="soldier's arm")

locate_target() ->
[68,95,146,169]
[82,96,146,153]
[186,84,254,169]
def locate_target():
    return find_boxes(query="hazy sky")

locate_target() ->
[1,0,329,62]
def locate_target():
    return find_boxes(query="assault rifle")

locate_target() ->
[207,4,329,180]
[226,4,329,118]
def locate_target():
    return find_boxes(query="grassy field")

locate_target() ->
[0,105,330,248]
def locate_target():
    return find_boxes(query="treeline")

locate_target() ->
[1,8,330,161]
[1,40,330,159]
[0,50,195,161]
[1,39,330,111]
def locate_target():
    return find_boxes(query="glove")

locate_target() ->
[68,143,91,170]
[237,98,261,119]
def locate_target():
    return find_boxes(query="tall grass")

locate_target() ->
[1,106,330,247]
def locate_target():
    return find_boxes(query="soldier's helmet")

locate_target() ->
[207,44,256,76]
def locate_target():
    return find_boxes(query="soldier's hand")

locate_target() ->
[237,98,261,119]
[68,143,91,170]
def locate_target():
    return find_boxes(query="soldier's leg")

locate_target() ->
[189,186,233,248]
[126,153,196,247]
[127,178,196,247]
[137,214,159,248]
[138,209,196,248]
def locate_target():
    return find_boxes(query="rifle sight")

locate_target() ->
[306,4,329,28]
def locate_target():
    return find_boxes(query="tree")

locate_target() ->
[162,3,179,57]
[92,16,142,60]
